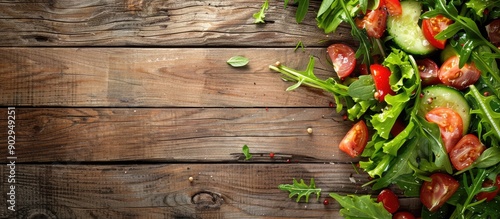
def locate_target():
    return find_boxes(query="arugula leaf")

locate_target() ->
[427,0,500,67]
[449,169,489,219]
[340,0,373,66]
[466,0,500,17]
[371,135,418,190]
[416,116,453,174]
[269,56,350,113]
[227,56,249,67]
[466,85,500,146]
[253,0,269,24]
[242,145,252,160]
[278,178,321,202]
[473,147,500,169]
[329,193,392,219]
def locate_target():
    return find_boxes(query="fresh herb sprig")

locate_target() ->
[253,0,269,24]
[278,178,321,202]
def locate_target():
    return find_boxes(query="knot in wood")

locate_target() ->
[191,191,223,210]
[25,209,57,219]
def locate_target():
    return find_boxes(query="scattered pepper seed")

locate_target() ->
[188,176,194,182]
[307,127,313,134]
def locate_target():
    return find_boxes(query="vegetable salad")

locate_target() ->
[271,0,500,218]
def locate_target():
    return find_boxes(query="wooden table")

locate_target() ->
[0,1,420,218]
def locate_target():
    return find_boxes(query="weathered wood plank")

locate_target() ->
[0,107,353,163]
[0,164,421,218]
[0,47,338,107]
[0,0,353,47]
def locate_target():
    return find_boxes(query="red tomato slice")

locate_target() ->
[416,58,440,86]
[420,173,460,212]
[393,211,416,219]
[422,15,453,49]
[371,64,395,101]
[377,189,400,214]
[450,134,486,170]
[476,176,500,202]
[339,120,369,158]
[327,44,357,79]
[438,56,481,90]
[383,0,402,16]
[356,8,388,38]
[425,107,463,153]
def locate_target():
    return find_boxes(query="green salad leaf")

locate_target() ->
[278,178,321,202]
[329,193,392,219]
[227,56,249,67]
[242,145,252,160]
[253,0,269,24]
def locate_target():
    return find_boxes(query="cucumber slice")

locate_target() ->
[387,1,436,55]
[440,44,458,63]
[418,85,471,135]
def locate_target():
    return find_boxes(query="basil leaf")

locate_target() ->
[227,56,249,67]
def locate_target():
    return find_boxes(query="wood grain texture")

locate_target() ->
[0,164,421,218]
[0,47,338,107]
[0,107,353,163]
[0,0,353,47]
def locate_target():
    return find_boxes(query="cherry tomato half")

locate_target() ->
[377,189,400,214]
[486,19,500,46]
[425,107,463,153]
[383,0,402,16]
[393,211,416,219]
[450,134,486,171]
[356,8,388,38]
[339,120,369,158]
[371,64,395,101]
[438,56,481,90]
[476,175,500,202]
[327,44,357,79]
[420,173,460,212]
[422,15,453,49]
[416,58,440,86]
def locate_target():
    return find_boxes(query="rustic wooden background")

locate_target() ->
[0,0,421,218]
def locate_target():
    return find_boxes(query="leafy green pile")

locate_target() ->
[273,0,500,218]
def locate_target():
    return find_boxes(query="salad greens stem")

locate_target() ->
[450,169,488,219]
[467,85,500,144]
